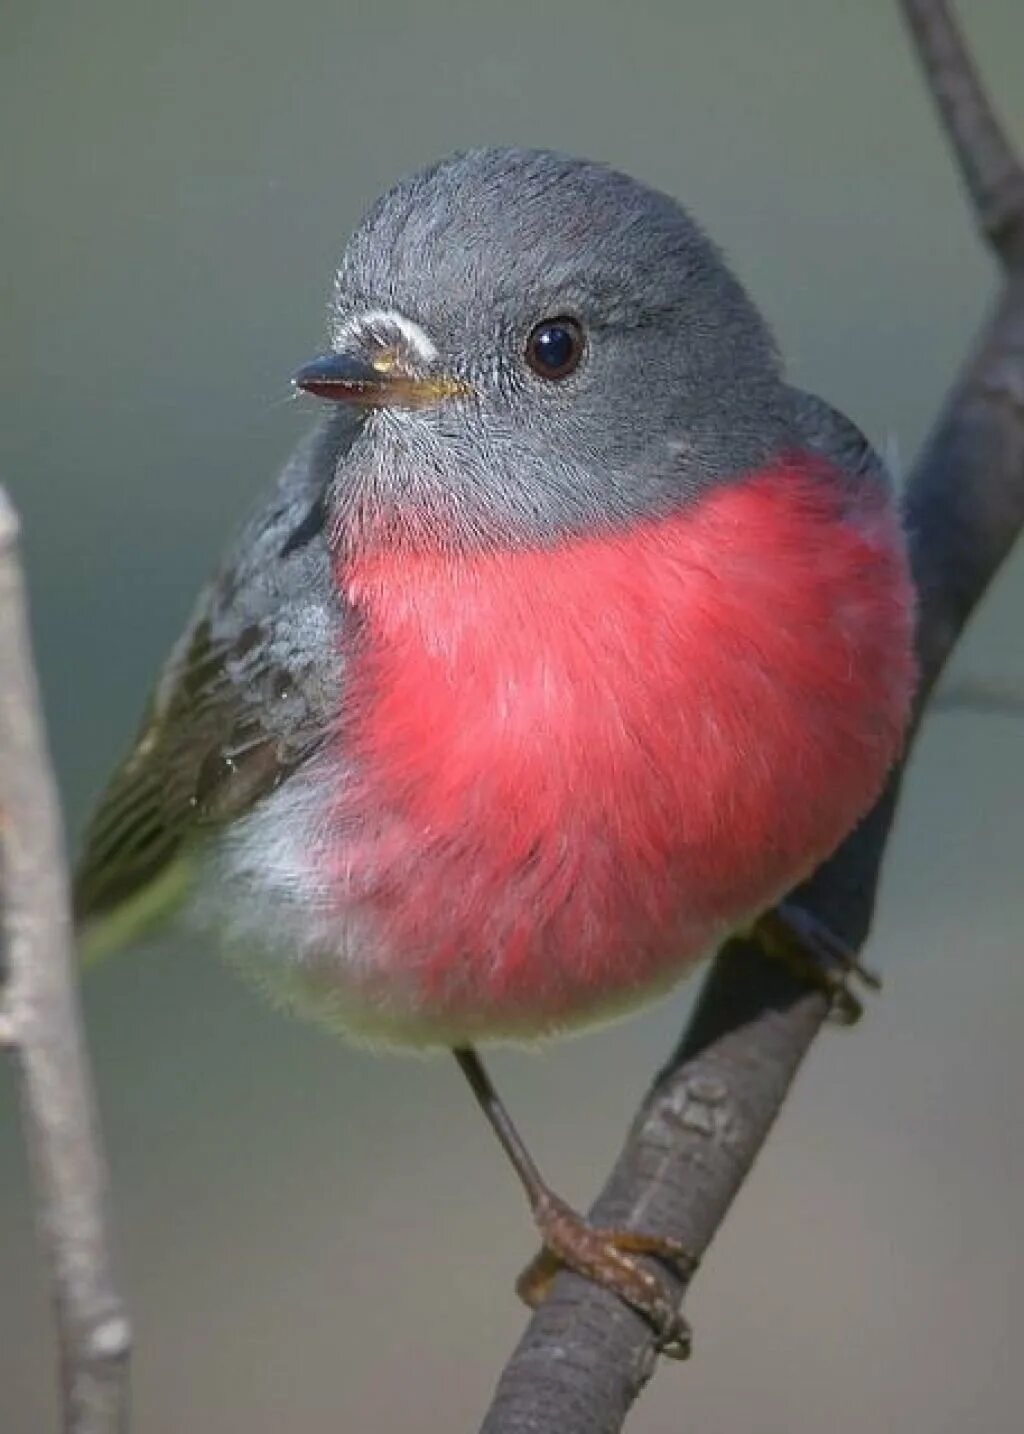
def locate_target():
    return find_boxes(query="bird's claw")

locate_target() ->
[517,1191,696,1358]
[755,901,881,1025]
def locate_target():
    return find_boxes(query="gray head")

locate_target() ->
[295,148,789,550]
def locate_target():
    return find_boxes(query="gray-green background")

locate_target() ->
[3,1,1023,1429]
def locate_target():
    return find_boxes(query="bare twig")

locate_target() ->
[901,0,1024,258]
[0,488,132,1433]
[478,4,1024,1430]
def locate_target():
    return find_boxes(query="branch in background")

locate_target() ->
[0,488,131,1434]
[901,0,1024,258]
[478,4,1024,1430]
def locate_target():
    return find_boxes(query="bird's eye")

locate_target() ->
[524,317,585,380]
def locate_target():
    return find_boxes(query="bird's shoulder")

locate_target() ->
[784,386,891,494]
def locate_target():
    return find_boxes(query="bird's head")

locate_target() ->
[295,147,788,551]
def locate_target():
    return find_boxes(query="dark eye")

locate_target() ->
[524,317,585,380]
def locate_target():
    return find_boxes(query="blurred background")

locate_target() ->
[2,1,1023,1430]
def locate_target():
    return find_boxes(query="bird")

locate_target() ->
[74,147,916,1354]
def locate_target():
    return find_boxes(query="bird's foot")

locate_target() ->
[517,1190,696,1358]
[754,901,881,1025]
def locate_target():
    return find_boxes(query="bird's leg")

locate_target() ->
[452,1046,695,1358]
[753,900,882,1025]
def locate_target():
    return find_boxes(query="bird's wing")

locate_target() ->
[74,413,358,954]
[785,386,891,491]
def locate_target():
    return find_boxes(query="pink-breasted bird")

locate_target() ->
[75,149,916,1352]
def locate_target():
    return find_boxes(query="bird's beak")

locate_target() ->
[292,349,470,409]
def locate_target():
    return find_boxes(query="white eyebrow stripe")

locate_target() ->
[331,308,439,363]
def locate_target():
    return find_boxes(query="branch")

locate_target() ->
[0,488,132,1433]
[478,5,1024,1430]
[901,0,1024,259]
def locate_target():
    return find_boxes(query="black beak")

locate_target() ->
[292,351,470,408]
[292,351,393,403]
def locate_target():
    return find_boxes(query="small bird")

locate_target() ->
[75,148,915,1352]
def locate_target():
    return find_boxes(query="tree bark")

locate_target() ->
[0,488,132,1434]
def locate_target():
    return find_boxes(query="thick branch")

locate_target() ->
[478,5,1024,1431]
[0,488,132,1433]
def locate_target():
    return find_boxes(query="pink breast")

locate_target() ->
[328,458,915,1036]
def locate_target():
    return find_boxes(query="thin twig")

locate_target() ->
[477,4,1024,1429]
[0,487,132,1433]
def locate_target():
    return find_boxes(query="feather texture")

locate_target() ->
[206,452,915,1044]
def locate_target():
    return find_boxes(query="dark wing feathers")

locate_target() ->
[74,618,322,921]
[74,413,358,929]
[786,386,890,490]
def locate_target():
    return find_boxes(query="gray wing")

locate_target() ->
[74,411,359,934]
[785,385,892,492]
